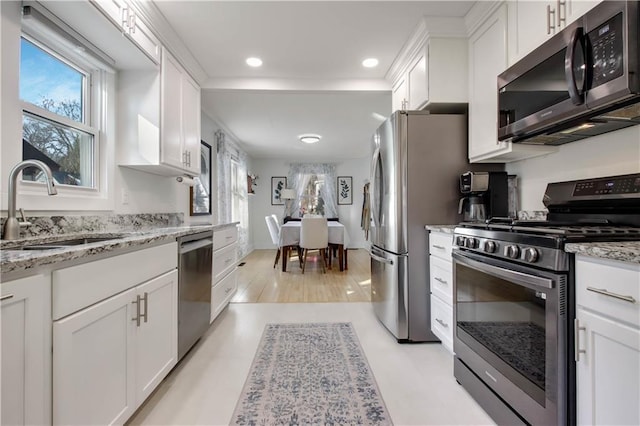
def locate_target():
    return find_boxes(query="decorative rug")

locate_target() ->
[231,322,393,425]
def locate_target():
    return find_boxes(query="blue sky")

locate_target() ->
[20,38,82,119]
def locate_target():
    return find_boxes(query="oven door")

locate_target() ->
[452,249,570,426]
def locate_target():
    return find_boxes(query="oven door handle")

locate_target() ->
[453,251,555,291]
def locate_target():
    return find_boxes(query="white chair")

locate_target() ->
[270,214,281,233]
[265,215,282,268]
[300,217,328,273]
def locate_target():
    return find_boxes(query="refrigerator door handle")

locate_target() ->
[369,249,393,265]
[370,147,381,228]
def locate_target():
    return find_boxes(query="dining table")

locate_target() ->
[279,221,350,272]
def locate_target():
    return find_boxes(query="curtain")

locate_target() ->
[216,130,250,258]
[287,163,338,218]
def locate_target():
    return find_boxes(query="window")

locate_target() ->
[288,163,338,219]
[298,174,326,216]
[230,160,245,223]
[19,35,98,188]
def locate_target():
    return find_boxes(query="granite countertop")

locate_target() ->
[565,241,640,264]
[1,223,238,276]
[425,225,457,233]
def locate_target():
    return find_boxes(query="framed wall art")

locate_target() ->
[337,176,352,205]
[271,176,287,205]
[190,141,212,215]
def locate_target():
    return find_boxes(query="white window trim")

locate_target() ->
[11,11,115,211]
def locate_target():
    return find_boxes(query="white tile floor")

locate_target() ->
[128,303,495,426]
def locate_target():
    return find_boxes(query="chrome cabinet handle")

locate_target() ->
[121,7,128,29]
[0,294,15,302]
[434,277,448,285]
[141,292,148,323]
[132,295,141,327]
[574,318,586,362]
[587,287,636,304]
[547,5,556,35]
[435,318,448,328]
[557,0,566,27]
[129,11,136,34]
[224,287,233,294]
[432,244,446,250]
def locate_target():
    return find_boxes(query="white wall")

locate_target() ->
[506,126,640,211]
[250,157,370,250]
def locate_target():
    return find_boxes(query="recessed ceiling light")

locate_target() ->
[246,57,263,67]
[362,58,379,68]
[299,134,321,144]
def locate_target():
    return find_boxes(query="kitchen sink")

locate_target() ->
[14,236,125,250]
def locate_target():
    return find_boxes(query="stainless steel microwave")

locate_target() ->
[498,1,640,145]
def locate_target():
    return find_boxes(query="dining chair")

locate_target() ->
[270,214,281,233]
[265,215,282,268]
[299,217,328,273]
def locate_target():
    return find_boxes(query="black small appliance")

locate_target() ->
[459,171,509,221]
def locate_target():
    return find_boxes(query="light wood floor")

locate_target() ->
[231,249,371,303]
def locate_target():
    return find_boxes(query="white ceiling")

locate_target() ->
[154,1,476,160]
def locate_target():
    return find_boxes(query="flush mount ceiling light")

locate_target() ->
[299,134,321,144]
[246,57,263,67]
[362,58,379,68]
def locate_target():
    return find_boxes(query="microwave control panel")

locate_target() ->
[589,12,624,88]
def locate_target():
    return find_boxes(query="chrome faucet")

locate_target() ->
[3,160,57,240]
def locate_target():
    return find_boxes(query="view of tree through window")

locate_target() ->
[20,37,94,187]
[299,174,326,216]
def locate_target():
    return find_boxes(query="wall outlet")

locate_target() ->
[121,189,129,205]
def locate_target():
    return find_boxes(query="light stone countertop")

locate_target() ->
[425,225,457,234]
[565,241,640,264]
[1,223,238,276]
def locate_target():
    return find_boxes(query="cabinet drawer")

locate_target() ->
[576,256,640,328]
[431,295,453,353]
[213,226,238,250]
[211,268,237,323]
[52,242,177,320]
[430,255,453,305]
[213,243,237,283]
[429,232,453,261]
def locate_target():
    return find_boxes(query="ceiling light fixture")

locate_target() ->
[299,134,321,144]
[362,58,379,68]
[246,57,263,67]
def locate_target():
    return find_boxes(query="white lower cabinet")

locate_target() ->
[575,255,640,426]
[1,274,50,426]
[211,226,238,323]
[428,230,454,353]
[53,269,177,425]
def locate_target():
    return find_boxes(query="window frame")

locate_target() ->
[20,33,101,191]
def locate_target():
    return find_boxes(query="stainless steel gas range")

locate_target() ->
[452,173,640,426]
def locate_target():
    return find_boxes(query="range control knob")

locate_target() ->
[465,238,478,249]
[455,236,466,246]
[523,247,539,263]
[484,241,497,253]
[505,245,521,259]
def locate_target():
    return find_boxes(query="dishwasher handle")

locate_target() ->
[179,238,213,254]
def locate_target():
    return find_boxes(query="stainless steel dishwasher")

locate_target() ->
[177,230,213,360]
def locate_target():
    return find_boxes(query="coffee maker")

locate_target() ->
[459,171,509,222]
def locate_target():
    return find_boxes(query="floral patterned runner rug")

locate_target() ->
[230,322,393,425]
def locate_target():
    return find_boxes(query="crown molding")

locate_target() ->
[465,0,504,36]
[385,16,468,85]
[130,0,208,84]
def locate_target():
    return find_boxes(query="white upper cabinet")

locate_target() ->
[92,0,161,64]
[507,0,601,65]
[466,2,557,163]
[388,18,468,113]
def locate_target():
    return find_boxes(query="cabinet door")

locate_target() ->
[92,0,128,28]
[53,288,137,426]
[391,77,407,113]
[576,308,640,426]
[135,270,178,403]
[1,275,49,426]
[182,73,202,176]
[160,48,186,171]
[507,0,554,65]
[565,0,601,27]
[468,5,509,160]
[128,8,161,64]
[407,52,428,110]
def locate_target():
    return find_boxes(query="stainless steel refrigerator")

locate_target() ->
[369,110,473,342]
